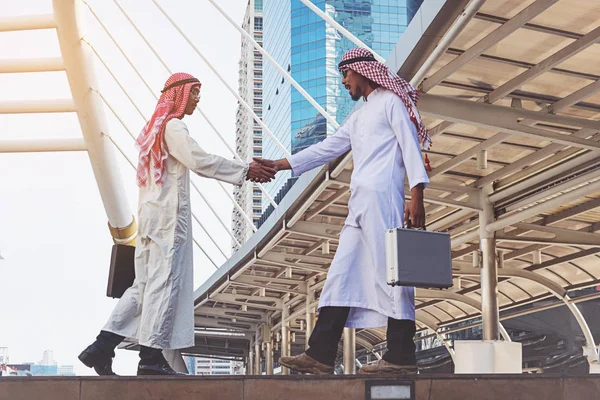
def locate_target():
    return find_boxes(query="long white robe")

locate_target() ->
[288,87,429,328]
[104,118,247,350]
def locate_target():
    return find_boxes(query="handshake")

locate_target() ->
[246,157,279,183]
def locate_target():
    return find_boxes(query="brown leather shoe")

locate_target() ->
[278,353,334,375]
[358,359,417,375]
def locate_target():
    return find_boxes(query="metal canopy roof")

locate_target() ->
[191,0,600,364]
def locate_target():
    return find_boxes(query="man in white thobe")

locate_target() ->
[265,48,431,374]
[78,73,276,376]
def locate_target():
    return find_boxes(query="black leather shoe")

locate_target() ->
[78,344,117,376]
[137,362,187,376]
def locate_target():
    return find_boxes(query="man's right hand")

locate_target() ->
[254,157,291,172]
[247,159,277,183]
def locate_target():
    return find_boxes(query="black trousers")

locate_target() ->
[304,307,416,366]
[94,330,164,364]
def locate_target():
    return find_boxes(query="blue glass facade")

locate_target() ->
[262,0,422,198]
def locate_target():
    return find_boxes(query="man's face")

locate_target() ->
[184,85,201,115]
[341,69,368,101]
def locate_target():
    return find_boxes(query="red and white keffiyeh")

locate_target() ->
[338,48,432,150]
[136,72,201,187]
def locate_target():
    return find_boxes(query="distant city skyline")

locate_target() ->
[0,347,75,376]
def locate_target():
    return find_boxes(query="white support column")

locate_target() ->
[455,185,522,373]
[281,299,290,375]
[53,0,135,244]
[479,185,499,340]
[305,289,315,350]
[343,327,356,375]
[263,323,274,375]
[265,341,273,375]
[254,331,261,376]
[248,346,254,375]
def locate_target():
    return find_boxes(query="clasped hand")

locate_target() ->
[246,157,277,183]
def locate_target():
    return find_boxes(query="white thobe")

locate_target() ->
[104,118,247,349]
[288,87,429,328]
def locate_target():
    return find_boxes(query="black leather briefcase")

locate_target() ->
[106,244,136,298]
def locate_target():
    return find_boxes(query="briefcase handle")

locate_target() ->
[405,218,426,231]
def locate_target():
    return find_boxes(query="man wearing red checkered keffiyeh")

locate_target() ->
[263,48,431,375]
[337,47,432,151]
[78,73,276,377]
[136,72,201,187]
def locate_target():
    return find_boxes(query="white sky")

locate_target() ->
[0,0,251,375]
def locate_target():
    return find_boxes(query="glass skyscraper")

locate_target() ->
[261,0,422,199]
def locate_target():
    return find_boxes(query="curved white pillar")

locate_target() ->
[53,0,135,243]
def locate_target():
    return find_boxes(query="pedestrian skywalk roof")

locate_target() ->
[191,0,600,361]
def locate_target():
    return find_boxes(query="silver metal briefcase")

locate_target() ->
[385,227,453,289]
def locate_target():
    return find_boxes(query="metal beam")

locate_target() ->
[490,146,598,202]
[476,77,600,188]
[444,48,599,83]
[287,221,342,241]
[420,193,481,211]
[497,223,600,247]
[0,99,75,114]
[0,138,86,153]
[299,0,384,63]
[486,26,600,103]
[256,259,328,275]
[550,79,600,113]
[410,0,486,87]
[421,0,559,92]
[211,294,282,311]
[0,57,64,73]
[236,275,308,289]
[213,293,283,307]
[0,14,56,32]
[426,182,480,197]
[306,187,349,220]
[487,179,600,233]
[287,174,331,227]
[418,94,600,151]
[430,133,510,178]
[502,164,600,212]
[473,12,583,41]
[195,308,267,324]
[416,289,481,312]
[261,250,334,266]
[194,317,256,333]
[454,267,567,298]
[233,277,307,296]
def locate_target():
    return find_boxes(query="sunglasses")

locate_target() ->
[341,69,349,78]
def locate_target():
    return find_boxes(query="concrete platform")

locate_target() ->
[1,374,599,400]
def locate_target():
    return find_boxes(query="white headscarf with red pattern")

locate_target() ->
[136,72,201,187]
